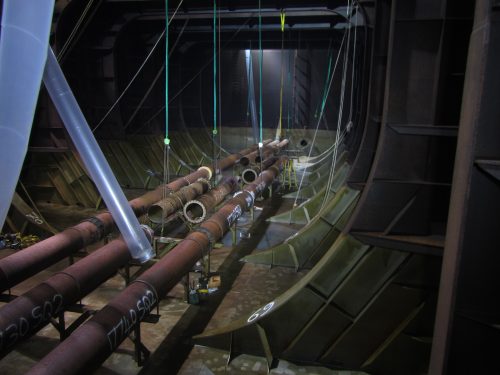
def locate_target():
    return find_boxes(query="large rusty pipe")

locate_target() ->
[0,144,260,293]
[239,139,289,166]
[239,140,279,167]
[27,158,284,375]
[147,179,210,224]
[183,177,239,224]
[241,156,279,185]
[0,238,132,358]
[216,139,272,171]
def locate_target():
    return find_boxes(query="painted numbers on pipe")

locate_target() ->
[0,294,63,351]
[106,289,157,350]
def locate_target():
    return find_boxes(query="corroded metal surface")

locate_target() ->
[26,159,285,375]
[269,162,350,225]
[147,180,210,223]
[0,145,261,293]
[183,177,239,224]
[195,234,441,373]
[243,187,359,269]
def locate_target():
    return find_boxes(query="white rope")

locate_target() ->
[92,0,185,133]
[320,0,356,211]
[57,0,96,61]
[293,31,347,207]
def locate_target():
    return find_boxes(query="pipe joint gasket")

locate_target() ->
[196,177,211,188]
[130,279,159,307]
[183,200,206,224]
[192,227,215,255]
[53,271,82,299]
[234,190,255,209]
[163,186,174,196]
[81,216,106,241]
[197,166,213,180]
[184,236,206,259]
[140,224,155,245]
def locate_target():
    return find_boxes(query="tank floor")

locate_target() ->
[0,192,365,375]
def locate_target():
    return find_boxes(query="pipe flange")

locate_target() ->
[196,177,212,188]
[192,226,216,254]
[81,216,106,241]
[241,168,258,184]
[234,190,255,209]
[140,224,154,244]
[197,166,213,180]
[183,200,206,224]
[162,186,174,196]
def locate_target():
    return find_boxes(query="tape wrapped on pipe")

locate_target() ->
[233,190,255,209]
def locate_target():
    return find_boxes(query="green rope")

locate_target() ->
[164,0,170,146]
[212,0,218,137]
[315,49,333,119]
[258,0,263,145]
[320,54,333,115]
[287,49,292,130]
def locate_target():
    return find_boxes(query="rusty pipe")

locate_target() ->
[239,139,289,166]
[27,158,285,375]
[0,144,260,293]
[0,237,132,358]
[215,139,272,171]
[183,177,239,224]
[147,179,210,224]
[241,156,279,184]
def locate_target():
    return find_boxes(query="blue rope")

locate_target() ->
[213,0,217,136]
[164,0,170,145]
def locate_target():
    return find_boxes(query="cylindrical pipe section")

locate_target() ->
[43,48,153,263]
[27,159,285,375]
[216,139,272,171]
[0,238,132,358]
[183,177,239,224]
[239,139,289,166]
[0,145,257,293]
[241,168,258,184]
[0,0,54,228]
[241,156,279,185]
[147,179,210,223]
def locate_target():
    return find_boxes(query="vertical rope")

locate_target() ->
[292,31,347,207]
[164,0,170,148]
[277,10,286,140]
[258,0,263,146]
[212,0,218,183]
[321,0,353,211]
[213,0,217,137]
[218,6,222,155]
[162,0,171,237]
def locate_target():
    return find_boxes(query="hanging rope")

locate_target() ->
[92,0,185,133]
[212,0,218,183]
[57,0,97,61]
[218,6,222,157]
[164,0,170,148]
[320,0,355,211]
[314,39,333,120]
[246,42,252,121]
[293,31,347,207]
[161,0,171,237]
[277,9,286,141]
[140,17,251,132]
[258,0,263,147]
[287,37,292,131]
